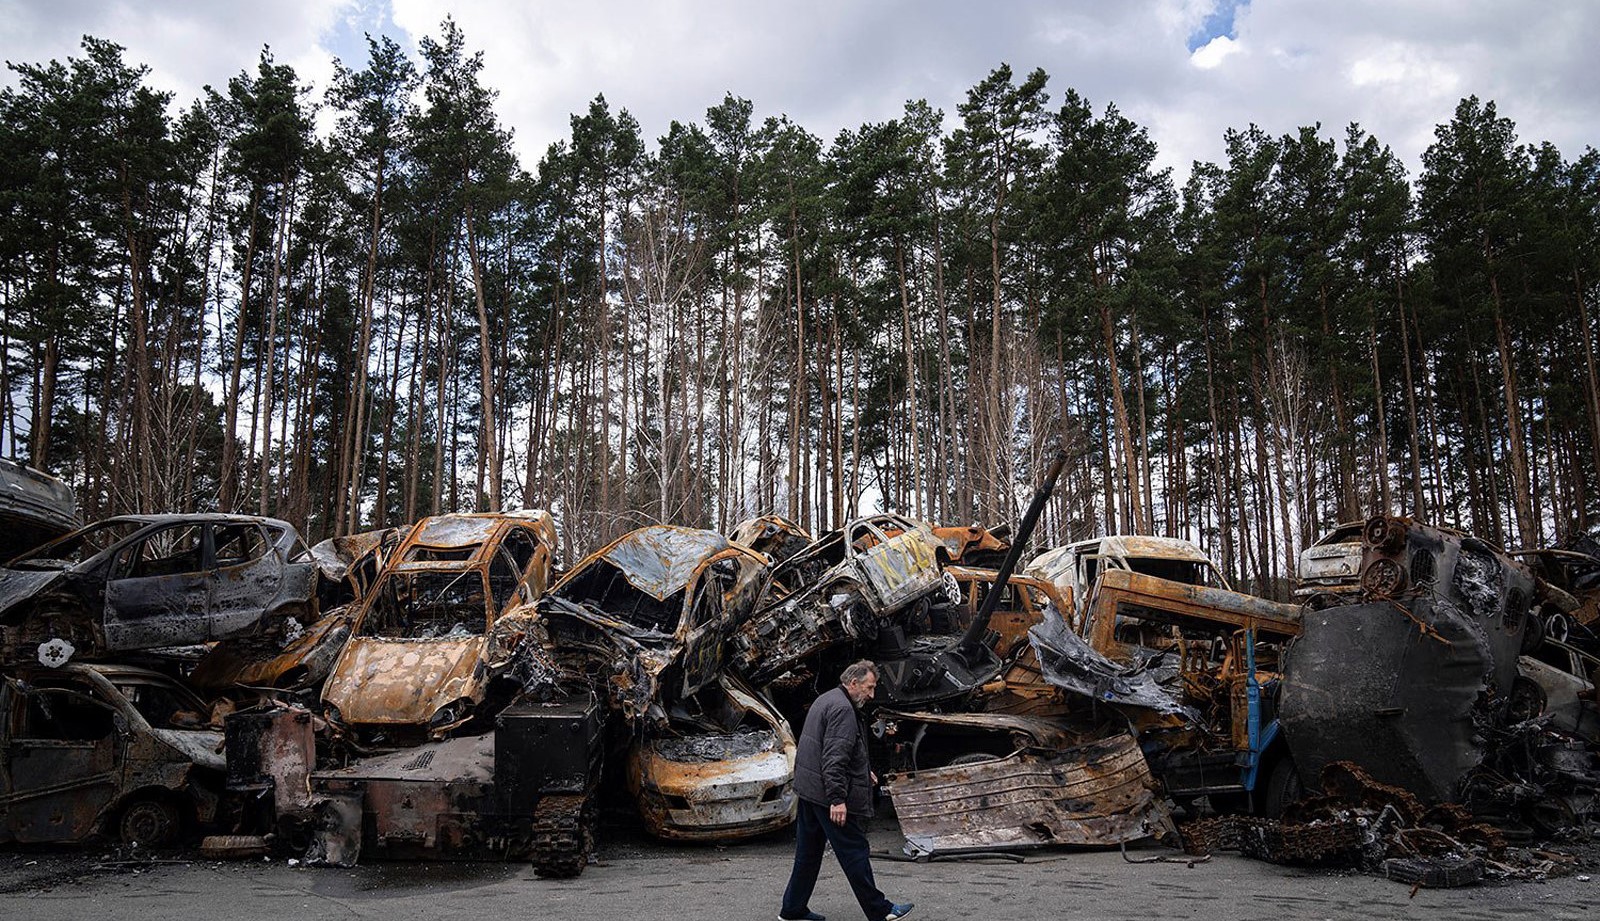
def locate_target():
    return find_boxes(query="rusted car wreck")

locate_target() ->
[537,526,798,841]
[1,663,224,846]
[320,511,556,740]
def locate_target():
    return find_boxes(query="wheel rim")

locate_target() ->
[121,799,178,847]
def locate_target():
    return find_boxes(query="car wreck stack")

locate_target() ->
[1,490,1597,887]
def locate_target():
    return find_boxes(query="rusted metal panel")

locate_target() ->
[885,734,1175,855]
[224,704,317,818]
[1084,568,1302,660]
[931,524,1011,567]
[599,527,741,601]
[324,636,488,729]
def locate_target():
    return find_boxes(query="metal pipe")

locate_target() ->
[955,449,1070,657]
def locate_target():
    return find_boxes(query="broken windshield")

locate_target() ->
[361,570,490,638]
[12,519,147,568]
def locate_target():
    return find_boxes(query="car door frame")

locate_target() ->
[208,520,285,640]
[0,677,125,843]
[102,522,211,650]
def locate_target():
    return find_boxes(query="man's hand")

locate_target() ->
[829,803,847,826]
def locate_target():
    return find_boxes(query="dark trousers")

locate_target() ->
[782,800,893,921]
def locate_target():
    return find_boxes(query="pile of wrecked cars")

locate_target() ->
[2,465,1597,889]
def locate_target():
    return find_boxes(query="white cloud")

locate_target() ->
[2,0,1596,185]
[1,0,353,101]
[1190,35,1240,70]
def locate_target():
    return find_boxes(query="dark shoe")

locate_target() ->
[778,912,825,921]
[884,904,914,921]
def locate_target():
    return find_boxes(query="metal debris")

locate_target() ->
[886,734,1175,857]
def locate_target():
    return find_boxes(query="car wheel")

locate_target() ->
[119,795,183,847]
[941,571,963,606]
[1259,755,1304,819]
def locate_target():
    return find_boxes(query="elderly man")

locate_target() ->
[779,660,913,921]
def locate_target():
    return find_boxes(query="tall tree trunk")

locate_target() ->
[464,196,500,511]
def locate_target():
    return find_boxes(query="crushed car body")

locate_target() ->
[0,458,79,562]
[1,663,223,846]
[730,513,948,687]
[536,525,769,726]
[0,514,317,665]
[729,515,813,565]
[628,675,796,841]
[320,511,557,739]
[885,733,1175,857]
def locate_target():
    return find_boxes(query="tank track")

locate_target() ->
[530,794,589,878]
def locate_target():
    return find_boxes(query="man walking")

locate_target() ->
[780,660,913,921]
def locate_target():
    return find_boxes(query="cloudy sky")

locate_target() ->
[3,0,1595,183]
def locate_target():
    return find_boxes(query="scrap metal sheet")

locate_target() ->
[1027,614,1195,718]
[887,734,1173,855]
[602,528,731,602]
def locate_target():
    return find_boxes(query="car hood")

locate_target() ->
[322,635,488,727]
[150,728,227,771]
[0,568,67,617]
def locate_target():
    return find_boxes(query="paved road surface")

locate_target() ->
[2,823,1593,921]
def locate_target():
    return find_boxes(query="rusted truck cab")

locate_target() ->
[1024,535,1303,811]
[0,663,222,846]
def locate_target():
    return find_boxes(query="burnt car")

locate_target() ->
[190,527,403,695]
[1513,545,1600,646]
[320,511,557,740]
[729,515,813,565]
[0,663,223,846]
[930,524,1012,568]
[1293,521,1365,608]
[0,458,79,561]
[0,514,317,665]
[628,675,796,841]
[730,513,950,686]
[1514,638,1600,740]
[536,525,769,726]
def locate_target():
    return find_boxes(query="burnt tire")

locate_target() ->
[1381,855,1485,888]
[119,795,183,848]
[1259,755,1303,820]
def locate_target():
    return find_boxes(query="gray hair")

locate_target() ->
[840,660,878,685]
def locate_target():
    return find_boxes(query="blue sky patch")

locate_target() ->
[1188,0,1247,52]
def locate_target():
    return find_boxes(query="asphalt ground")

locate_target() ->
[2,821,1596,921]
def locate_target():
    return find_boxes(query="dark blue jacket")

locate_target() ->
[793,685,873,817]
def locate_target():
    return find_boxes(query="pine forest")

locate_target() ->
[4,23,1599,596]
